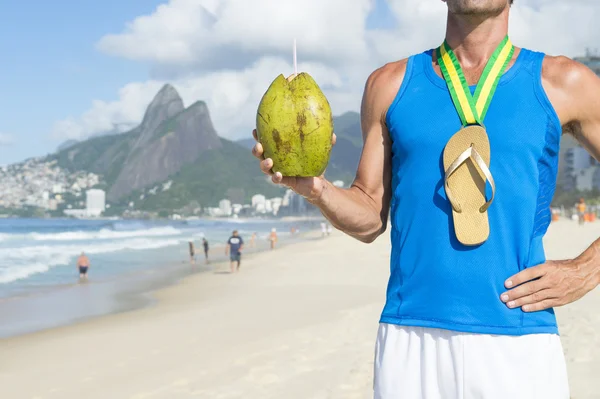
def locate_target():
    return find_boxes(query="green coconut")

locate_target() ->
[256,72,333,177]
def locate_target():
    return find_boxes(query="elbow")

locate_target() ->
[356,235,376,244]
[355,223,386,244]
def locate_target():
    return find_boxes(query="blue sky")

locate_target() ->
[0,0,162,164]
[0,0,396,165]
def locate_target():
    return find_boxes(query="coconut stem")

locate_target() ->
[287,39,298,81]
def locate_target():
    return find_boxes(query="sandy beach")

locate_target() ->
[1,219,598,399]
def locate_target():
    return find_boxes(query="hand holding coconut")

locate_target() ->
[252,40,336,202]
[251,128,336,202]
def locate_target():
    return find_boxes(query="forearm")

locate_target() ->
[574,237,600,289]
[311,180,386,243]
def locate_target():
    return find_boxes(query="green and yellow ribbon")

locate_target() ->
[437,36,515,126]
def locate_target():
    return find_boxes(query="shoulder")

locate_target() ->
[365,59,410,100]
[541,55,597,91]
[541,54,600,124]
[366,58,409,89]
[362,58,412,121]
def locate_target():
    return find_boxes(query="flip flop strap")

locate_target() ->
[444,145,496,213]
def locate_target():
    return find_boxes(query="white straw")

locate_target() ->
[293,38,297,75]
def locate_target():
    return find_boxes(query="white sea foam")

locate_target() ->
[0,238,181,284]
[26,226,183,241]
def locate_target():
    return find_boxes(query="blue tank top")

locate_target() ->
[381,48,561,335]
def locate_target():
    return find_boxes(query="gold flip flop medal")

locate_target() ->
[439,37,515,246]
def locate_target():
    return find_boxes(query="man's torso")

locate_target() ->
[380,48,562,335]
[228,236,242,254]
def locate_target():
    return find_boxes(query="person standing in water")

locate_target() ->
[269,228,278,250]
[226,230,244,273]
[76,252,90,280]
[202,238,209,263]
[188,241,196,264]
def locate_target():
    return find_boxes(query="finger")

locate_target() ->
[252,129,258,141]
[504,289,557,309]
[271,172,296,188]
[501,278,552,302]
[522,298,561,313]
[252,143,264,159]
[332,133,337,146]
[260,158,274,175]
[505,264,548,288]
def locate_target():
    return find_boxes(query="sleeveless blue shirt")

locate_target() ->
[381,48,561,335]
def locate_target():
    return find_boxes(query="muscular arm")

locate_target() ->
[551,57,600,289]
[312,63,405,243]
[254,61,406,243]
[501,57,600,312]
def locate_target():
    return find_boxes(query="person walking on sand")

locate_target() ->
[188,241,196,264]
[225,230,244,273]
[252,1,600,397]
[202,238,209,264]
[76,252,90,280]
[269,228,278,250]
[250,232,257,248]
[320,222,327,237]
[577,198,586,226]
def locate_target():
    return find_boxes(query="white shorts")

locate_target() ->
[373,323,570,399]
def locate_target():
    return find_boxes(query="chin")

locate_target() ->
[448,0,507,15]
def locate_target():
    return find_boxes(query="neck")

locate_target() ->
[444,10,510,68]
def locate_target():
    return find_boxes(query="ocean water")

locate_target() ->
[0,217,317,299]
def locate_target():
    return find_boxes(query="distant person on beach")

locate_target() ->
[202,238,209,264]
[188,241,196,264]
[76,252,90,280]
[250,232,257,248]
[226,230,244,273]
[326,224,332,236]
[577,198,586,226]
[269,228,278,250]
[252,1,600,396]
[320,222,326,237]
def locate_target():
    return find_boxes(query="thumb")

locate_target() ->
[272,172,297,189]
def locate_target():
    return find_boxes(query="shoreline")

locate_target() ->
[0,228,322,339]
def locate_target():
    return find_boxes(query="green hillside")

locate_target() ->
[122,138,286,211]
[51,129,140,187]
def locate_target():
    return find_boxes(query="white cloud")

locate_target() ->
[52,81,166,139]
[54,0,600,141]
[97,0,373,67]
[0,134,14,146]
[509,1,600,56]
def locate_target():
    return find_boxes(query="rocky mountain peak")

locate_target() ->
[140,84,184,133]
